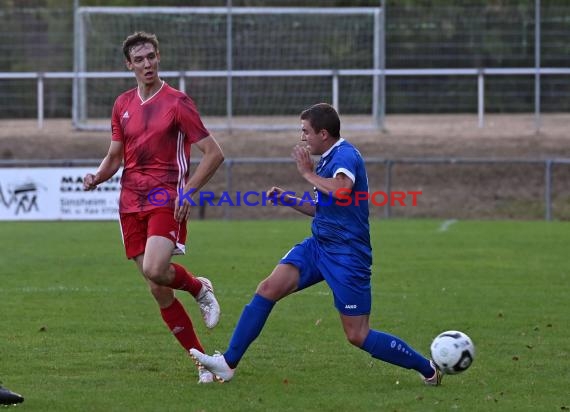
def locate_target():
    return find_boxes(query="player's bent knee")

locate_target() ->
[344,329,367,347]
[143,267,160,281]
[143,264,170,284]
[255,279,278,300]
[256,278,292,301]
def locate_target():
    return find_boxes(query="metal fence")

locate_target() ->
[1,2,569,127]
[1,157,568,221]
[2,67,570,131]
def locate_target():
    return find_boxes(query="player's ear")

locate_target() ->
[125,59,133,70]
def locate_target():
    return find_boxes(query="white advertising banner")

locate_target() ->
[0,168,121,221]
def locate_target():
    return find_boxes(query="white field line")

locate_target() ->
[437,219,458,232]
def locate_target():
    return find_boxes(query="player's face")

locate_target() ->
[126,42,160,86]
[300,119,325,155]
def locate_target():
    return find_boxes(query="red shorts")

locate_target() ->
[119,207,187,259]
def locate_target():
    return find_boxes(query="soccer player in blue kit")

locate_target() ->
[191,103,442,386]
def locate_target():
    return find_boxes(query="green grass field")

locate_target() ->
[0,219,568,411]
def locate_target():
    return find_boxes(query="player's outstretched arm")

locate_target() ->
[83,140,123,191]
[266,186,315,217]
[175,135,224,221]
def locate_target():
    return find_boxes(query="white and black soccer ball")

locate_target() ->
[430,330,475,375]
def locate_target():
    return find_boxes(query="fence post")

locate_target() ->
[226,0,233,133]
[534,0,542,133]
[224,158,234,220]
[384,159,393,218]
[37,72,44,129]
[544,159,552,221]
[178,71,186,93]
[372,4,385,129]
[332,71,339,112]
[477,69,484,128]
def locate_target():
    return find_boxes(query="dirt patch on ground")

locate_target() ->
[1,114,569,160]
[1,114,569,220]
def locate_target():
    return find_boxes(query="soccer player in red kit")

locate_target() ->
[83,32,224,384]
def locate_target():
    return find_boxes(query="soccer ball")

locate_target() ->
[430,330,475,375]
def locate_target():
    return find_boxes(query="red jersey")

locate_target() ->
[111,82,209,213]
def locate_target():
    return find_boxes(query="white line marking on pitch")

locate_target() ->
[437,219,458,232]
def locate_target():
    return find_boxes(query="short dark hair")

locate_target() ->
[122,31,159,62]
[300,103,340,138]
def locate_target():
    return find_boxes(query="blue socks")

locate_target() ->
[222,294,433,378]
[224,294,275,368]
[362,330,434,378]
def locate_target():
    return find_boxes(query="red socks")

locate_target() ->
[170,263,203,297]
[160,298,204,352]
[162,265,205,352]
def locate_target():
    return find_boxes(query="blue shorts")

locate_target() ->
[280,237,372,316]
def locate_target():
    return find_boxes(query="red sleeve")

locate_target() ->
[175,95,210,143]
[111,97,124,142]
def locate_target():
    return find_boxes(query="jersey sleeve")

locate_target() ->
[331,147,358,183]
[111,97,124,142]
[175,95,210,143]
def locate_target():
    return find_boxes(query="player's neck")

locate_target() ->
[138,79,163,102]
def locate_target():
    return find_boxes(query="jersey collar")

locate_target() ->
[138,80,165,105]
[320,137,344,160]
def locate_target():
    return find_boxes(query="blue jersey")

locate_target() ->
[311,139,372,267]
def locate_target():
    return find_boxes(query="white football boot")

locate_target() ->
[190,349,235,382]
[423,360,443,386]
[197,365,214,384]
[195,277,221,329]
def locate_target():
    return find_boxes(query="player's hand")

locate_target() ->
[174,194,191,222]
[292,144,314,176]
[83,173,98,191]
[266,186,285,199]
[266,186,285,205]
